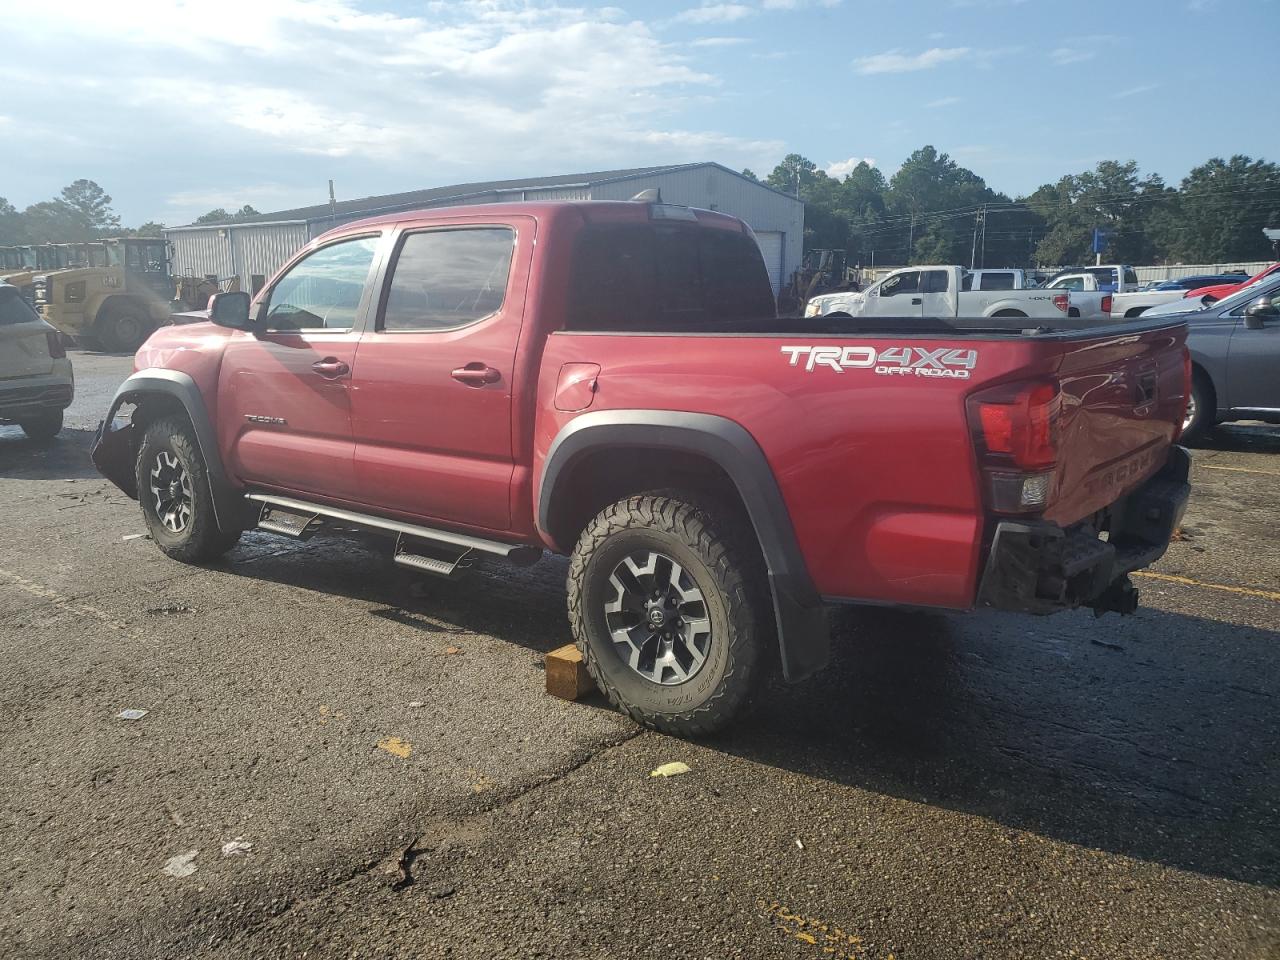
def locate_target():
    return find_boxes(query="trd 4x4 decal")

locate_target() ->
[781,345,978,380]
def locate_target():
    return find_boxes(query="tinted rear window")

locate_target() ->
[979,272,1015,290]
[0,289,38,325]
[567,224,775,331]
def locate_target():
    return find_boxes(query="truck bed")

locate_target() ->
[537,313,1188,610]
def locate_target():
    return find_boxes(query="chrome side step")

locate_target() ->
[245,492,541,564]
[393,534,474,578]
[257,502,322,540]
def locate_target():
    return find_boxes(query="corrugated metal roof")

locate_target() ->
[179,164,692,228]
[175,162,797,229]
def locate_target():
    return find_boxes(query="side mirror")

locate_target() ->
[208,290,253,329]
[1243,297,1279,330]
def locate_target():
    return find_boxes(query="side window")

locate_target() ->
[263,236,379,332]
[1052,277,1084,291]
[882,272,919,296]
[381,228,514,332]
[923,270,949,293]
[982,272,1014,290]
[1125,268,1139,287]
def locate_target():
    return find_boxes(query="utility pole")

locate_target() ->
[328,180,337,223]
[979,204,988,269]
[970,208,981,269]
[908,213,915,262]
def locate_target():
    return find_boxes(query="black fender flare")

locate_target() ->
[538,410,829,681]
[93,369,239,534]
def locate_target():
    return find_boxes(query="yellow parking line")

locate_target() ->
[1132,571,1280,602]
[1198,463,1280,477]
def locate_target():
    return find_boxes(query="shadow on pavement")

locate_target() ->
[1193,423,1280,454]
[0,427,101,480]
[723,605,1280,889]
[216,531,1280,888]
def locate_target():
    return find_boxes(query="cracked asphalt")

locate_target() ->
[1,350,1277,959]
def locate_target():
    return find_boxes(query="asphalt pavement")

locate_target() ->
[1,349,1277,959]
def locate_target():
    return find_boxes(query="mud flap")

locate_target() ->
[771,573,830,681]
[91,418,138,500]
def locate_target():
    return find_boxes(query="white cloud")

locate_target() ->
[854,47,971,74]
[1051,46,1095,65]
[1113,83,1160,99]
[825,156,876,178]
[925,96,962,108]
[689,36,752,46]
[3,0,794,221]
[673,3,755,23]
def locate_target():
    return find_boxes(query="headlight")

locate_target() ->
[65,281,86,304]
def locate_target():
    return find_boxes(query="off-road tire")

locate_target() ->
[567,493,769,737]
[1181,370,1215,446]
[136,415,240,562]
[18,409,63,440]
[98,307,152,353]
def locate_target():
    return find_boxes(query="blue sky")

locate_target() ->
[2,0,1277,225]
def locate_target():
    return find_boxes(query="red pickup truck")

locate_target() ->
[93,199,1191,735]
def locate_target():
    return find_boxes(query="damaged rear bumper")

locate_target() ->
[977,446,1190,616]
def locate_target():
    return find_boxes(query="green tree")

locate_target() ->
[21,200,88,242]
[60,179,120,235]
[740,168,759,182]
[194,204,261,224]
[0,197,27,244]
[883,147,1005,265]
[1025,160,1172,266]
[127,221,166,237]
[1151,155,1280,262]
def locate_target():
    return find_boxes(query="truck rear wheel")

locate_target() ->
[135,415,241,562]
[98,306,152,353]
[567,493,768,737]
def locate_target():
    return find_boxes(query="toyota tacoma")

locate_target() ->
[93,199,1192,736]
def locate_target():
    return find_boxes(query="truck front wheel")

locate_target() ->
[567,493,768,736]
[135,416,241,562]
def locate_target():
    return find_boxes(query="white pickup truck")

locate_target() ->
[806,265,1076,320]
[1044,269,1180,318]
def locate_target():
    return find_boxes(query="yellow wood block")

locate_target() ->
[545,643,595,701]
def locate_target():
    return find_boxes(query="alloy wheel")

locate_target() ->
[603,549,712,685]
[149,451,193,534]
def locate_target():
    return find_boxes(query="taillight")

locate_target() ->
[1175,346,1191,441]
[967,379,1061,514]
[1101,294,1112,314]
[1052,293,1069,313]
[46,331,66,359]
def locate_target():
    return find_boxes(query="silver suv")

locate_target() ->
[0,283,73,439]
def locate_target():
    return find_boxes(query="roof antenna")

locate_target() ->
[630,188,662,203]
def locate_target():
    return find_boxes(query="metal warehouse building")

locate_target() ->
[165,162,803,295]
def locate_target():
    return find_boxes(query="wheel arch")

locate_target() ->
[92,369,239,533]
[539,410,829,681]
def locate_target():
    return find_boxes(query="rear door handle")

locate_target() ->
[451,363,501,386]
[312,358,350,378]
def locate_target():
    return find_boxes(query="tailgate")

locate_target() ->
[1045,322,1187,526]
[0,319,55,378]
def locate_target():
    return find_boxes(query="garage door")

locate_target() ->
[753,231,785,293]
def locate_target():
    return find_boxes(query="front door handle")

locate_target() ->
[451,363,502,386]
[312,358,350,378]
[911,297,923,305]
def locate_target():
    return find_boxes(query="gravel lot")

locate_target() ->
[1,349,1277,959]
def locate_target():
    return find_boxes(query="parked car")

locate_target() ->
[1181,262,1280,305]
[806,265,1092,320]
[1044,265,1141,293]
[92,200,1190,736]
[1044,271,1169,318]
[1151,274,1251,292]
[1019,271,1115,320]
[1175,275,1280,442]
[0,283,73,439]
